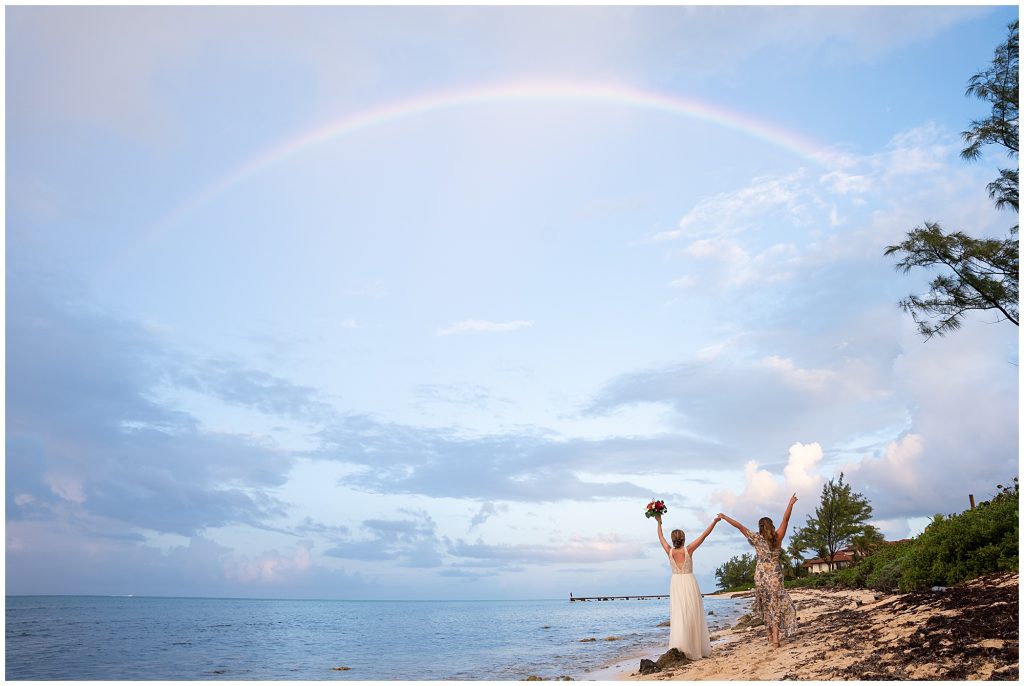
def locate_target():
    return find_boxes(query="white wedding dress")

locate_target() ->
[667,546,712,659]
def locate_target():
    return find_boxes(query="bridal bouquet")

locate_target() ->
[645,499,667,519]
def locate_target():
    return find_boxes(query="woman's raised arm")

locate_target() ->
[687,515,722,554]
[655,514,671,555]
[717,513,750,538]
[775,493,798,544]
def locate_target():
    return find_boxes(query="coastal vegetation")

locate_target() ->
[786,478,1018,592]
[713,553,756,593]
[714,477,1018,594]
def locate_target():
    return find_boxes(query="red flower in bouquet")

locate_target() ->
[645,499,668,519]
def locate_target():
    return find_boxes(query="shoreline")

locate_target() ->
[607,572,1017,681]
[577,595,751,681]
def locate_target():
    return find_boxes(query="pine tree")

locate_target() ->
[886,20,1019,338]
[790,473,881,571]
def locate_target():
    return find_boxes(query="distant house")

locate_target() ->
[802,548,857,574]
[802,539,912,574]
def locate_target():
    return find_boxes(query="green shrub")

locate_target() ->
[715,553,756,591]
[779,480,1017,593]
[900,480,1018,591]
[785,570,841,589]
[834,564,862,588]
[854,539,914,591]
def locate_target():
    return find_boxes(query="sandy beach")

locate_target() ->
[617,572,1018,681]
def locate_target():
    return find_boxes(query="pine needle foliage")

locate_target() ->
[886,20,1019,339]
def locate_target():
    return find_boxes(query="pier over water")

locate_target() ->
[569,594,668,602]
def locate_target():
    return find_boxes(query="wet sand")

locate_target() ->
[616,572,1018,681]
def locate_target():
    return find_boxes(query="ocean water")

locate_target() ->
[6,594,750,680]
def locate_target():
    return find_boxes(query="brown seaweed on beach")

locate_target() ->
[822,573,1018,681]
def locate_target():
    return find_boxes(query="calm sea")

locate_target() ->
[5,594,749,680]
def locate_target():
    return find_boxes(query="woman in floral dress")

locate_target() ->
[719,493,799,648]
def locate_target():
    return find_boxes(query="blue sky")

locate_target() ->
[6,5,1019,599]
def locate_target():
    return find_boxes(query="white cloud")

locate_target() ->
[819,170,873,195]
[853,433,924,493]
[657,173,809,242]
[712,442,825,524]
[660,121,1004,295]
[782,442,826,496]
[882,122,956,177]
[840,317,1017,519]
[685,237,748,262]
[437,319,535,336]
[682,238,800,287]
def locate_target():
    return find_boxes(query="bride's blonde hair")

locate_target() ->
[670,529,685,548]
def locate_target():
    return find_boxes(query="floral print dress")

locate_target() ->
[744,531,797,637]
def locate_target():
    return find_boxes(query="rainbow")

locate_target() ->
[149,80,836,240]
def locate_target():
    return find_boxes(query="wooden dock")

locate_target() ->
[569,594,668,602]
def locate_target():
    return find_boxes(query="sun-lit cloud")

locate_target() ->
[712,442,825,525]
[782,442,826,497]
[842,320,1017,519]
[847,433,925,503]
[223,541,313,584]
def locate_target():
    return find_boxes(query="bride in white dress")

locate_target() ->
[654,512,721,660]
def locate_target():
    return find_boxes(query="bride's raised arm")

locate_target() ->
[654,514,671,554]
[686,515,722,554]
